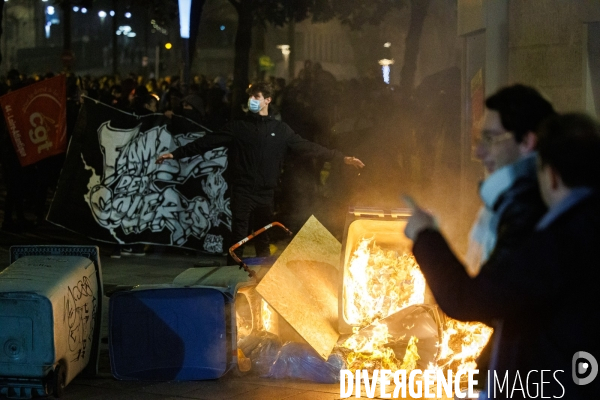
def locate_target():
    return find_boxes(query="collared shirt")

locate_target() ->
[536,187,595,230]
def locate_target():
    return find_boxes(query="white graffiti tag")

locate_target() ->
[83,122,231,248]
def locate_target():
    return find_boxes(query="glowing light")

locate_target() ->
[220,25,226,31]
[343,238,425,327]
[336,235,491,379]
[127,32,136,38]
[378,59,394,85]
[81,7,87,13]
[384,42,391,48]
[178,0,191,38]
[277,44,291,56]
[262,299,273,332]
[46,6,55,15]
[125,12,131,18]
[382,66,390,84]
[98,11,107,18]
[72,6,79,12]
[436,319,493,373]
[165,42,172,50]
[110,10,115,16]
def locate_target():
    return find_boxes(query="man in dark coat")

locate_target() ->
[405,113,600,399]
[466,85,556,275]
[156,81,364,260]
[432,85,555,388]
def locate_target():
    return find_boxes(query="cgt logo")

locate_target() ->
[572,351,598,385]
[28,112,55,154]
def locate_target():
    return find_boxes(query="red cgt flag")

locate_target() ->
[0,75,68,166]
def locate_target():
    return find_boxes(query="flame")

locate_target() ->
[339,236,491,379]
[400,336,420,371]
[339,237,425,373]
[436,318,493,373]
[343,238,425,328]
[262,299,273,332]
[341,321,399,371]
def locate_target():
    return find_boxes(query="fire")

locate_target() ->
[436,318,493,373]
[339,238,425,373]
[341,321,402,372]
[343,238,425,328]
[261,299,273,332]
[400,336,420,371]
[340,237,492,378]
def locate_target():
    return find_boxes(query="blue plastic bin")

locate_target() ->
[109,287,233,380]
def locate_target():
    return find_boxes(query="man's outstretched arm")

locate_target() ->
[285,127,365,168]
[156,124,234,164]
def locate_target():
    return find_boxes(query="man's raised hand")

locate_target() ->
[344,156,365,169]
[156,153,174,164]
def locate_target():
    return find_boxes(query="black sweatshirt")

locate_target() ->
[171,113,344,191]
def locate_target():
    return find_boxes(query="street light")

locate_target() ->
[178,0,192,92]
[277,44,291,78]
[378,59,394,84]
[109,10,115,17]
[125,12,131,18]
[98,11,107,18]
[178,0,191,39]
[81,7,87,14]
[73,6,79,12]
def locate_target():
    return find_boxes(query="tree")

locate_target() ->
[125,0,180,76]
[50,0,179,74]
[227,0,331,119]
[52,0,93,71]
[0,0,5,67]
[330,0,431,100]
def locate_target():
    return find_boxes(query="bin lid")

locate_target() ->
[109,287,228,381]
[0,256,94,297]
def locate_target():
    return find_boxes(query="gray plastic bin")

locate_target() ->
[0,246,103,399]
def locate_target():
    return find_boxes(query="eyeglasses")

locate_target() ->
[479,130,514,146]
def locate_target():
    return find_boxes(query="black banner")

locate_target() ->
[48,98,231,254]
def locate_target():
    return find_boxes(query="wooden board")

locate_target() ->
[256,215,341,359]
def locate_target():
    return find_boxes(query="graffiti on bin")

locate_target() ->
[64,274,97,363]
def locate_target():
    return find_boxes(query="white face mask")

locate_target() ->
[248,98,261,113]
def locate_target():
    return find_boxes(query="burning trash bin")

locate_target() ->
[336,207,492,378]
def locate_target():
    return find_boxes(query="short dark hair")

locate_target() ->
[246,81,273,99]
[485,84,557,143]
[537,113,600,188]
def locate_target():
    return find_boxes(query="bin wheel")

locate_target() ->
[53,364,66,398]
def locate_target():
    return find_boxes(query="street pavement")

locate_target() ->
[0,222,358,400]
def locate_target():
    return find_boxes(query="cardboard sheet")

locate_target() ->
[256,215,341,359]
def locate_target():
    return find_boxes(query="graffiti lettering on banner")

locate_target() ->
[47,98,231,253]
[0,75,67,166]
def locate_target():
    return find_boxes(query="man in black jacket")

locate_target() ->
[466,85,555,276]
[405,114,600,399]
[156,81,364,260]
[426,85,555,388]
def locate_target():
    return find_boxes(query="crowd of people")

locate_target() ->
[2,55,600,399]
[0,61,406,237]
